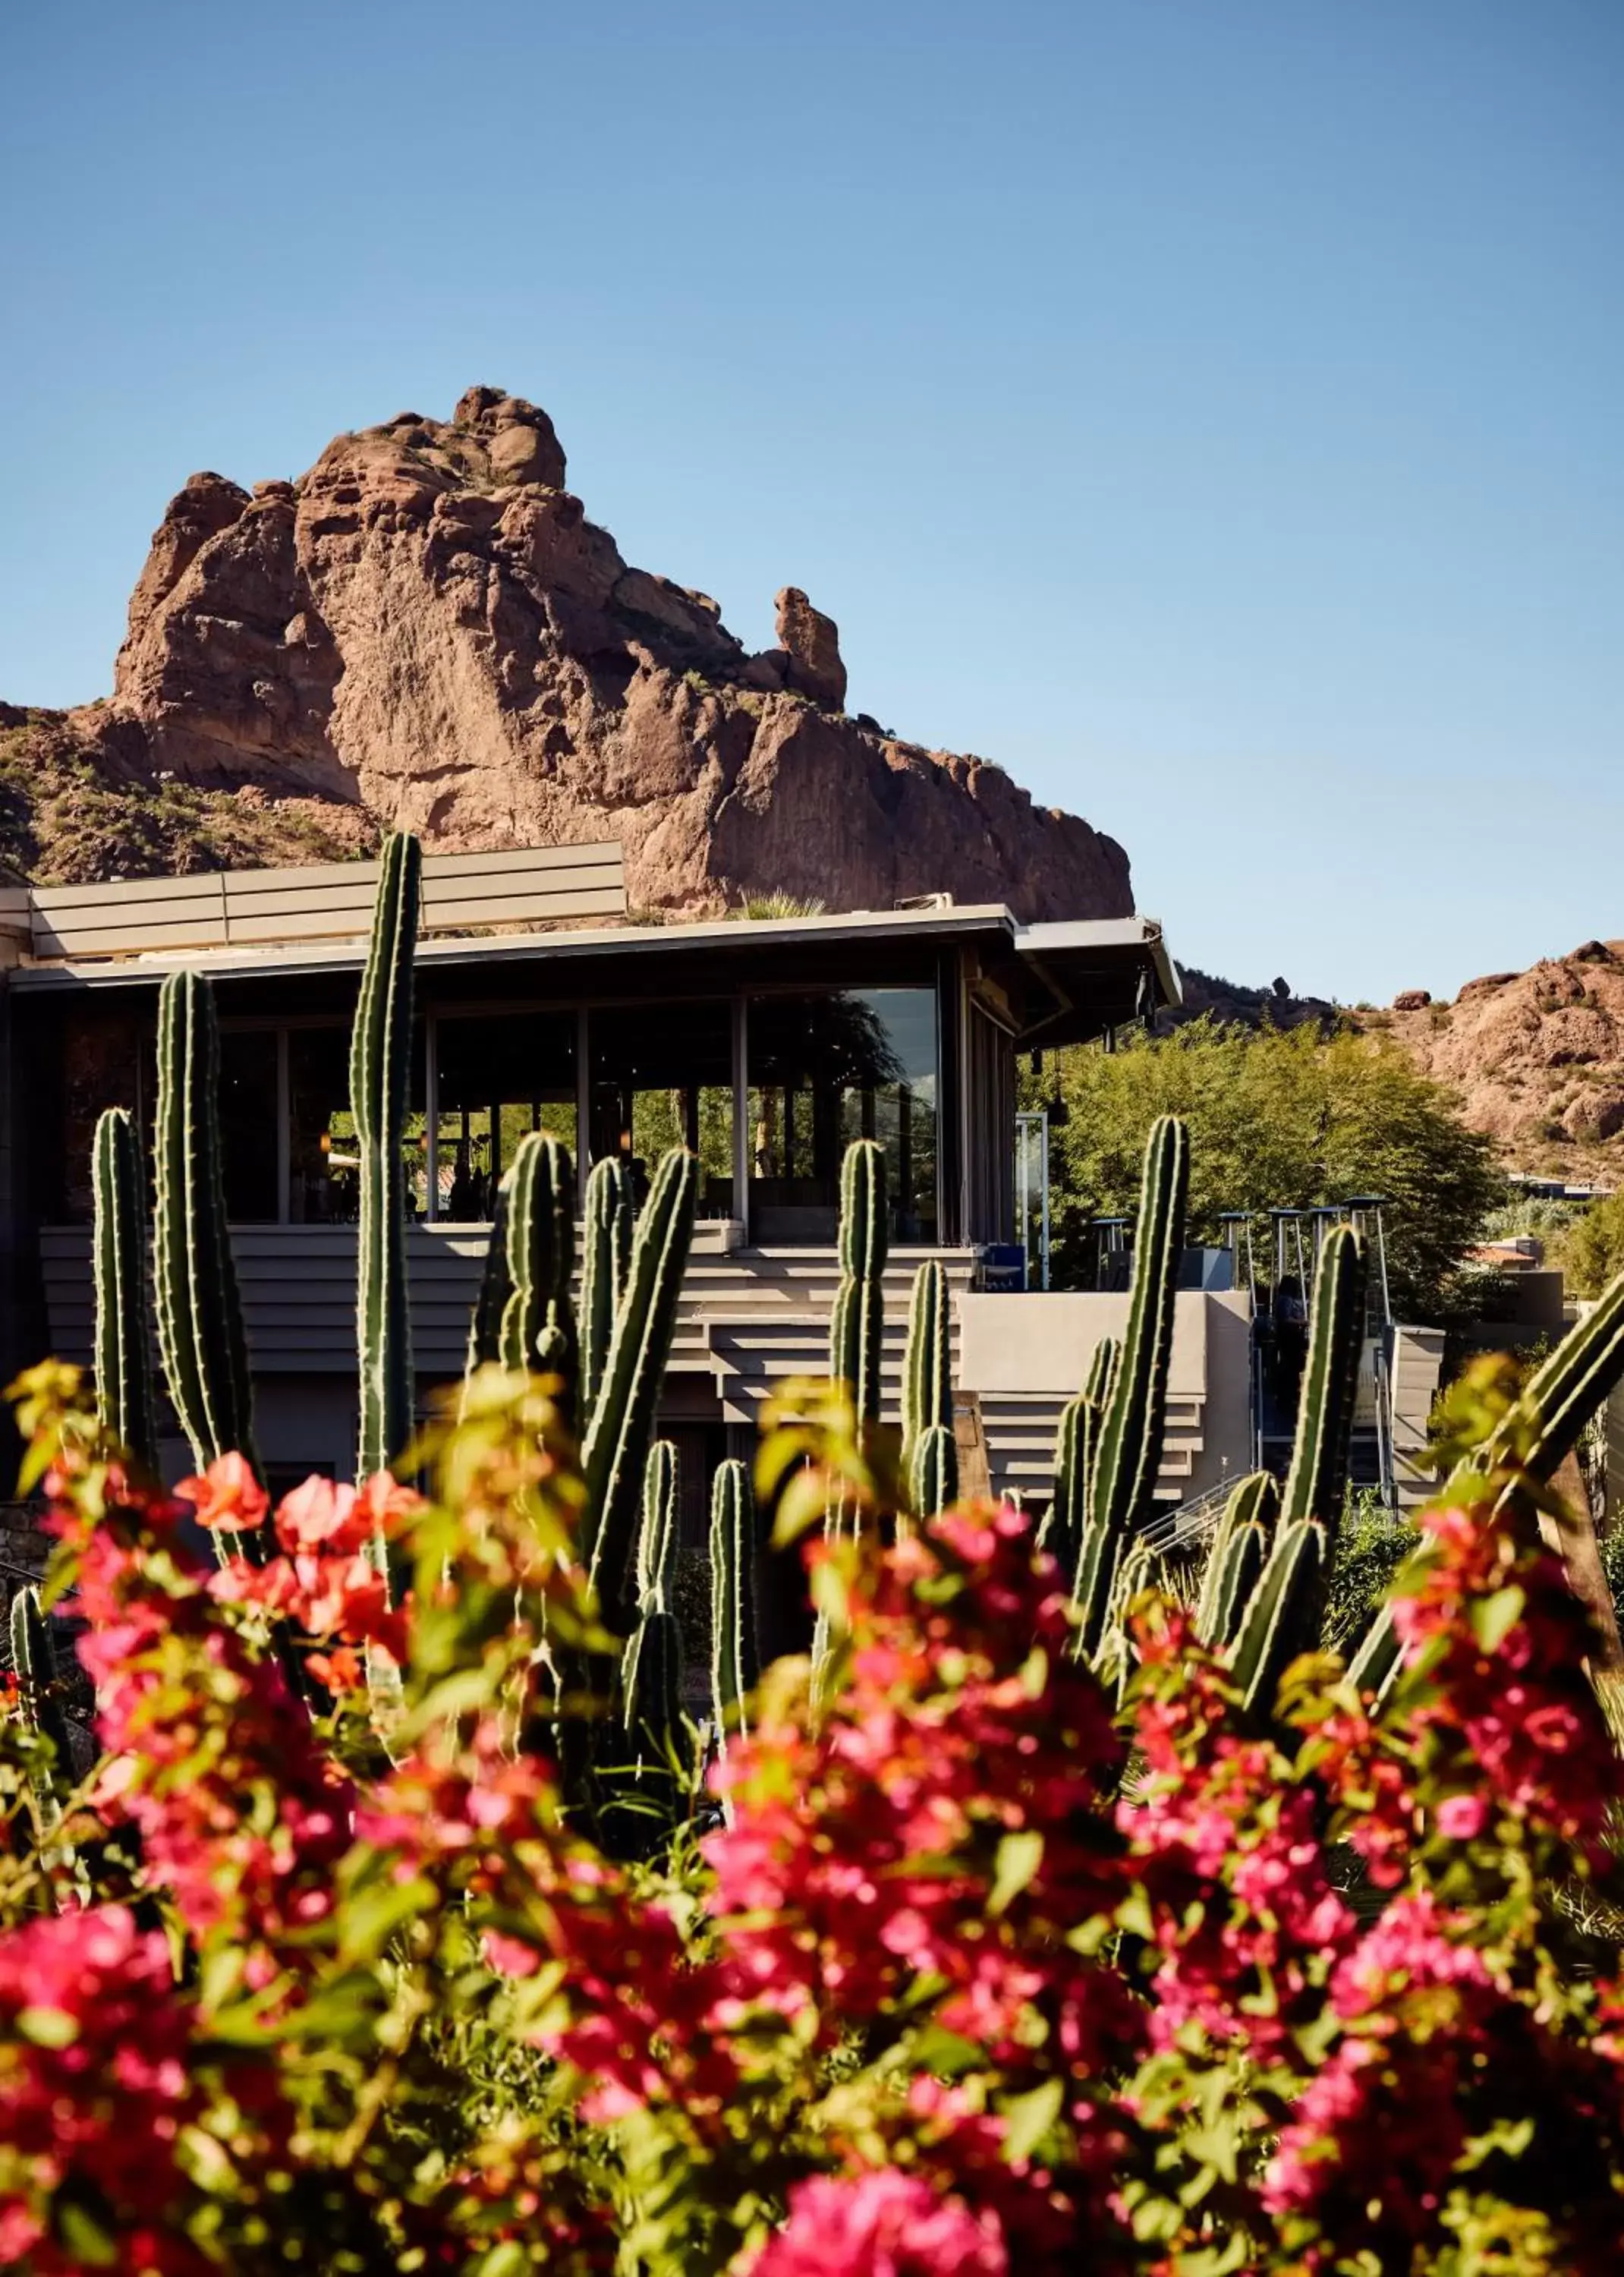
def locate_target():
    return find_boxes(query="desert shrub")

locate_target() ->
[1027,1016,1505,1318]
[7,1364,1624,2273]
[1322,1488,1414,1653]
[1559,1190,1624,1300]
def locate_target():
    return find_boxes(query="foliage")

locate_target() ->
[0,716,370,885]
[1322,1489,1414,1654]
[1025,1016,1505,1318]
[1559,1189,1624,1301]
[9,1350,1624,2272]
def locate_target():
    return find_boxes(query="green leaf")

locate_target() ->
[1470,1586,1525,1653]
[999,2075,1064,2165]
[55,2198,118,2268]
[339,1873,438,1961]
[988,1830,1044,1917]
[16,2005,77,2047]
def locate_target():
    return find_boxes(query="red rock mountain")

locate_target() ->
[1373,941,1624,1176]
[0,387,1132,921]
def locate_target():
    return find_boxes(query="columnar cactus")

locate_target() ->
[352,830,421,1483]
[1088,1115,1189,1544]
[830,1139,887,1442]
[580,1155,633,1420]
[901,1258,951,1467]
[153,968,260,1482]
[91,1105,156,1475]
[709,1458,759,1743]
[8,1586,74,1777]
[636,1439,679,1614]
[1194,1471,1279,1642]
[1040,1334,1121,1575]
[1280,1226,1367,1528]
[1228,1518,1328,1720]
[1064,1121,1188,1660]
[606,1605,694,1860]
[907,1422,958,1523]
[581,1147,700,1635]
[1486,1264,1624,1494]
[499,1135,576,1378]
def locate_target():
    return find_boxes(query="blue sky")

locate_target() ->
[2,1,1619,1003]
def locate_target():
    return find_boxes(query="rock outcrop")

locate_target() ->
[4,389,1133,921]
[1377,940,1624,1174]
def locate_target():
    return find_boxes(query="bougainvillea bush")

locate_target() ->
[5,1362,1624,2275]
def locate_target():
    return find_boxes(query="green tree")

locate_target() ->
[1559,1190,1624,1299]
[1026,1017,1503,1319]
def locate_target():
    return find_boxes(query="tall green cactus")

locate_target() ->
[1228,1518,1327,1720]
[153,969,260,1482]
[498,1136,576,1375]
[580,1156,633,1421]
[636,1440,679,1613]
[1486,1264,1624,1495]
[908,1422,958,1523]
[830,1140,887,1442]
[91,1106,156,1475]
[9,1587,74,1777]
[710,1458,760,1743]
[1063,1123,1187,1661]
[581,1148,700,1634]
[352,831,421,1482]
[1089,1117,1189,1543]
[1194,1472,1279,1641]
[1281,1227,1367,1530]
[1040,1334,1122,1573]
[901,1258,951,1466]
[606,1605,694,1860]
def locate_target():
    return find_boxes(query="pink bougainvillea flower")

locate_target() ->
[751,2170,1008,2277]
[175,1450,268,1532]
[274,1474,367,1555]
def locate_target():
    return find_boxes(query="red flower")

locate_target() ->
[175,1450,267,1532]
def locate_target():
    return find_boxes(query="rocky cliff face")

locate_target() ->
[1374,941,1624,1176]
[2,387,1133,921]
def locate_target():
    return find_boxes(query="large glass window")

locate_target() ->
[747,988,937,1242]
[435,1012,577,1222]
[219,1030,280,1222]
[589,1001,733,1216]
[288,1024,428,1224]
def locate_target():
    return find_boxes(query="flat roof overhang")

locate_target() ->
[8,902,1180,1045]
[1011,917,1183,1047]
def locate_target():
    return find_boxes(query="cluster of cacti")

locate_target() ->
[1057,1121,1385,1726]
[151,968,261,1489]
[465,1132,576,1409]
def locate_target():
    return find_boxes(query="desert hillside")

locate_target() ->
[0,387,1131,923]
[1179,945,1624,1184]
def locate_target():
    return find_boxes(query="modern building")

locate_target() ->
[0,844,1266,1539]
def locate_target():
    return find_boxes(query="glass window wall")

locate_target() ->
[747,987,937,1242]
[589,1000,734,1216]
[219,1030,281,1223]
[434,1011,577,1222]
[288,1023,428,1224]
